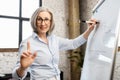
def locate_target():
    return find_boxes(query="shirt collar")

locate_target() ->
[31,32,52,43]
[32,32,38,39]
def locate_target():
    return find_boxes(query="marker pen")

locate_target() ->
[81,20,99,24]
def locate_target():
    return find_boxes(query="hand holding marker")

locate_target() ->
[80,20,99,25]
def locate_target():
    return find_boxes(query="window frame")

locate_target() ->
[0,0,42,52]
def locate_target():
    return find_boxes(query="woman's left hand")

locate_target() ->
[83,18,99,39]
[87,18,99,31]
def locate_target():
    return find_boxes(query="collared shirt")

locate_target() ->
[12,32,86,80]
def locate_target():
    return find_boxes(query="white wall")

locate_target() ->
[0,52,18,75]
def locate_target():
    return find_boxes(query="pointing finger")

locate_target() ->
[27,41,31,51]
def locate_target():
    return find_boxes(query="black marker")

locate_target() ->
[81,20,99,24]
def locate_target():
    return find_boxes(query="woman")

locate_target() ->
[12,7,98,80]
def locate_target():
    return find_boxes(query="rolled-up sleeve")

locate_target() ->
[12,66,28,80]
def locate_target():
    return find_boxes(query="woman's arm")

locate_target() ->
[57,19,99,51]
[12,41,37,79]
[16,41,37,77]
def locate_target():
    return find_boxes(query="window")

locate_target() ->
[0,0,42,51]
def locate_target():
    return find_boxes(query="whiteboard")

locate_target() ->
[80,0,120,80]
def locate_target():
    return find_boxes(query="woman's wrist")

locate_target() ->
[16,66,27,77]
[19,66,27,71]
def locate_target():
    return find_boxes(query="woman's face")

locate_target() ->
[36,11,51,35]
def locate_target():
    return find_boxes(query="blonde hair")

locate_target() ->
[30,7,55,35]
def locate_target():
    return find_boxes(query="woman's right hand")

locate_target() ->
[17,41,37,77]
[20,41,37,70]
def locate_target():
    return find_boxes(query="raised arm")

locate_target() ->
[16,41,37,78]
